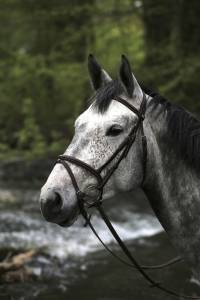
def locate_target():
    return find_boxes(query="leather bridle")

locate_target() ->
[57,94,147,208]
[56,94,200,299]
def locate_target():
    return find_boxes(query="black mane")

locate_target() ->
[92,79,123,113]
[146,88,200,171]
[92,80,200,171]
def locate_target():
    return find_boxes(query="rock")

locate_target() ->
[0,250,40,283]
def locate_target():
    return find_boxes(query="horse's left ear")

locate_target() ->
[88,54,112,90]
[119,55,143,100]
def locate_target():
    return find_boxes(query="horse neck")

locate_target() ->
[142,100,200,275]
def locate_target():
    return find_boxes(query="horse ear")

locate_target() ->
[88,54,112,90]
[119,55,142,100]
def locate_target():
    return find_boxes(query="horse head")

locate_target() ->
[40,55,147,227]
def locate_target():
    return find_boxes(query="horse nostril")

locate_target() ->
[44,191,63,215]
[54,192,63,210]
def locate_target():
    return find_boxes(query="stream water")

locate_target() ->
[0,187,199,300]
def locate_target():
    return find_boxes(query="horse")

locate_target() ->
[40,54,200,282]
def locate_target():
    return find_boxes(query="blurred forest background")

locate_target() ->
[0,0,200,160]
[0,2,200,298]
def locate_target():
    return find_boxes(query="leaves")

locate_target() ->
[0,0,199,160]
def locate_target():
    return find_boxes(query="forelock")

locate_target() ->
[90,79,124,113]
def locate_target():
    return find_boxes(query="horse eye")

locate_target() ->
[106,125,123,137]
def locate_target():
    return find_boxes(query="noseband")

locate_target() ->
[56,94,199,300]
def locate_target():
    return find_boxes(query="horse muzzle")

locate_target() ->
[39,187,78,227]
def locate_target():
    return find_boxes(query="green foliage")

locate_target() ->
[0,0,142,160]
[16,97,46,158]
[141,0,200,113]
[0,0,199,160]
[0,49,88,159]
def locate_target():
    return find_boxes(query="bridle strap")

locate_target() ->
[57,159,195,298]
[58,94,147,194]
[56,94,200,299]
[115,95,145,120]
[92,204,199,299]
[97,94,146,176]
[57,155,103,186]
[56,161,167,288]
[86,215,182,270]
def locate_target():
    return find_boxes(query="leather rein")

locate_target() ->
[57,94,200,299]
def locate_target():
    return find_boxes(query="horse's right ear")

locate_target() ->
[88,54,112,90]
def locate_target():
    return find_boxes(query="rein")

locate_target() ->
[57,94,200,299]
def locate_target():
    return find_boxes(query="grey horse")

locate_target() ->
[40,55,200,280]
